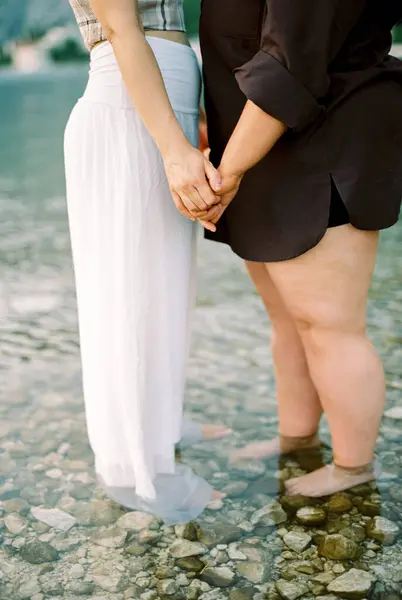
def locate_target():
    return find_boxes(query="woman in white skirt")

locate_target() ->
[64,0,229,524]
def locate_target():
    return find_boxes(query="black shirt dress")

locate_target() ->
[200,0,402,262]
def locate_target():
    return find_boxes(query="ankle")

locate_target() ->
[279,432,320,452]
[333,460,376,476]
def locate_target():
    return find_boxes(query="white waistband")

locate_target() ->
[83,39,200,114]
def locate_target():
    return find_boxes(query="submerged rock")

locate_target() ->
[229,587,258,600]
[326,494,353,514]
[296,506,326,526]
[235,561,270,584]
[175,556,205,572]
[318,534,359,560]
[20,541,60,564]
[276,579,309,600]
[4,513,27,534]
[250,501,287,527]
[198,521,243,548]
[283,531,312,553]
[91,526,127,548]
[116,510,159,531]
[327,568,374,599]
[31,506,77,532]
[169,539,207,558]
[366,516,400,545]
[200,566,237,588]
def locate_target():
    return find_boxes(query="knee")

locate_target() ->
[293,307,366,357]
[270,319,304,359]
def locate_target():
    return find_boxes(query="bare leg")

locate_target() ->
[266,225,383,496]
[232,262,322,461]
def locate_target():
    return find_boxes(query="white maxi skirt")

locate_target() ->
[64,38,212,524]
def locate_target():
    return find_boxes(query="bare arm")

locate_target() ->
[89,0,221,224]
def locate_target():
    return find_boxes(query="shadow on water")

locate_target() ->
[0,68,402,599]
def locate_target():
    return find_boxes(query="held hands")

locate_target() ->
[163,140,223,230]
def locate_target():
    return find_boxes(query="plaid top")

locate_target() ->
[68,0,186,50]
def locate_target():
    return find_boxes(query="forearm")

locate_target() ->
[90,0,188,157]
[109,31,188,155]
[220,100,287,177]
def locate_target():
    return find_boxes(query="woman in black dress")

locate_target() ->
[197,0,402,496]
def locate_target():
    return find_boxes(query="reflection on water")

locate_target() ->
[0,67,402,600]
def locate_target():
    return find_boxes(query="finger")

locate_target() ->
[191,186,210,211]
[201,204,222,221]
[196,181,220,208]
[204,158,222,193]
[171,191,196,221]
[199,220,217,233]
[180,190,204,216]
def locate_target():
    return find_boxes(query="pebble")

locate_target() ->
[20,541,60,564]
[116,511,159,531]
[318,534,359,560]
[327,568,375,599]
[69,563,85,579]
[276,579,309,600]
[156,579,177,596]
[175,556,205,572]
[91,526,128,548]
[283,531,312,553]
[236,562,270,584]
[198,521,243,548]
[170,539,207,558]
[31,507,77,532]
[17,580,41,599]
[229,588,258,600]
[327,494,353,514]
[366,516,400,545]
[384,407,402,420]
[4,513,27,534]
[296,506,327,526]
[200,566,237,588]
[250,501,287,527]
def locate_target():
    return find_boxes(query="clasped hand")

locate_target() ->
[163,143,242,232]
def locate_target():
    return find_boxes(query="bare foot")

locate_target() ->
[231,433,320,462]
[201,424,232,441]
[207,490,226,510]
[285,461,380,497]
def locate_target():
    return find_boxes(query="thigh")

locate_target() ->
[266,225,379,332]
[246,260,295,326]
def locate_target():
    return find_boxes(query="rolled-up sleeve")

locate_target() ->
[234,0,338,131]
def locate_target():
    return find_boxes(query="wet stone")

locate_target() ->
[367,516,400,545]
[318,534,359,560]
[327,568,375,599]
[200,566,237,588]
[67,581,96,596]
[1,499,30,514]
[4,513,27,535]
[339,524,366,543]
[170,539,207,558]
[156,579,177,596]
[235,562,270,584]
[70,500,123,526]
[31,507,77,532]
[17,580,41,599]
[91,526,127,548]
[116,511,159,532]
[198,521,243,548]
[20,541,60,564]
[175,556,205,572]
[384,407,402,420]
[250,501,287,527]
[276,579,309,600]
[229,588,258,600]
[326,494,353,514]
[283,531,312,553]
[230,459,266,480]
[296,506,327,526]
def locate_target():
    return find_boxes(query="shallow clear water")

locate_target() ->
[0,66,402,600]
